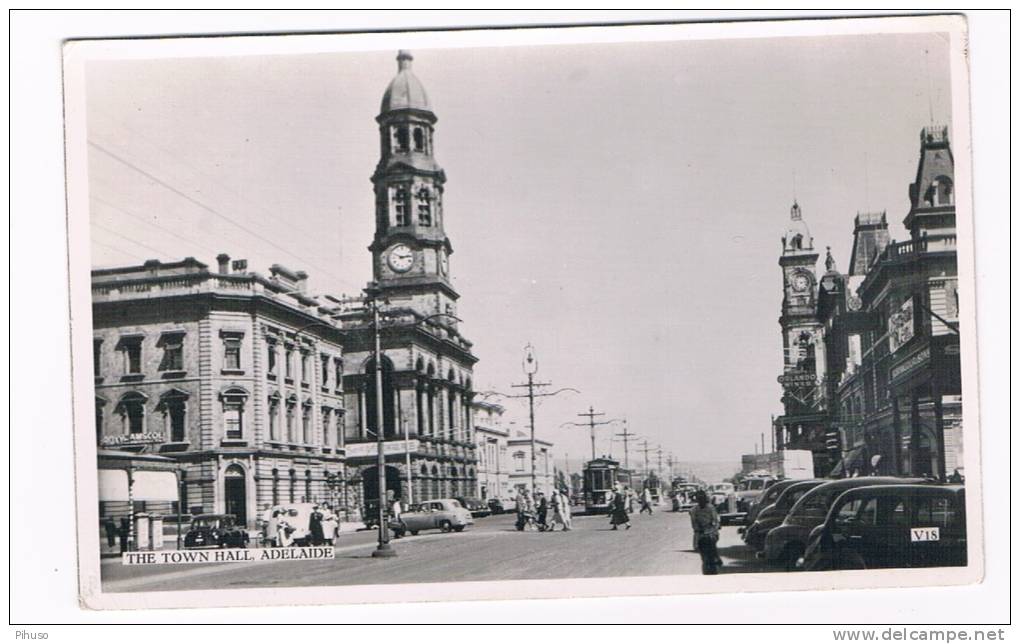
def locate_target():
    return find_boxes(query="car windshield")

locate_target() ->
[192,517,228,529]
[792,487,843,521]
[449,500,462,509]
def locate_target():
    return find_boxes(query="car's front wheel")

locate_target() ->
[439,520,453,533]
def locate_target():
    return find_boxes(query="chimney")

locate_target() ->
[295,270,309,293]
[216,253,230,275]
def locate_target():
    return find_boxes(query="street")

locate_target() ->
[102,508,772,592]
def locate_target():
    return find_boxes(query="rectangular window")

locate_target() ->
[300,352,310,384]
[268,399,279,440]
[286,403,295,442]
[321,408,331,446]
[223,335,242,371]
[417,201,431,226]
[169,400,186,442]
[393,188,409,226]
[93,339,102,377]
[127,402,144,434]
[122,338,142,374]
[160,334,184,372]
[321,355,330,389]
[334,359,343,391]
[302,405,312,443]
[285,346,294,380]
[224,404,243,440]
[267,343,277,376]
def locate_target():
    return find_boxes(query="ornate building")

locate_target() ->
[775,125,962,481]
[92,255,347,528]
[341,51,479,508]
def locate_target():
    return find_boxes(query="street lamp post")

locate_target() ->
[365,283,396,559]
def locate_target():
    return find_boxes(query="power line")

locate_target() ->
[88,140,347,285]
[91,220,177,260]
[91,193,221,257]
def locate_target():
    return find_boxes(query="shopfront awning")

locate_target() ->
[97,450,180,502]
[829,446,867,478]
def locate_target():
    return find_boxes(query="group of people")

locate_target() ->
[606,485,656,530]
[264,503,338,547]
[102,517,132,553]
[514,488,572,532]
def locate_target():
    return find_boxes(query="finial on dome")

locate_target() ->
[825,246,836,272]
[397,50,413,71]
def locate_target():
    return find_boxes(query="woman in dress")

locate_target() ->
[609,487,631,530]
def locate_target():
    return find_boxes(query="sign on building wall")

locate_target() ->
[344,439,419,459]
[888,297,916,353]
[100,432,165,447]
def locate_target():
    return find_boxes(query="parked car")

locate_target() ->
[743,479,801,527]
[487,498,506,514]
[742,479,825,552]
[455,496,491,518]
[734,475,779,513]
[801,485,966,571]
[183,514,250,549]
[762,477,928,569]
[390,498,474,537]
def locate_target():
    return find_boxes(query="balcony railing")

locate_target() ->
[868,235,956,271]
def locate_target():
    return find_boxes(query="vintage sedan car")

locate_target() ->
[455,496,491,518]
[390,499,474,537]
[183,514,250,549]
[800,485,966,571]
[743,479,800,528]
[762,477,929,569]
[742,479,825,552]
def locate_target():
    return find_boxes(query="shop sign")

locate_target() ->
[777,371,818,387]
[888,297,916,354]
[100,432,165,447]
[344,439,419,459]
[891,347,930,382]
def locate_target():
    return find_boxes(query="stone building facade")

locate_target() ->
[472,401,511,501]
[340,51,479,509]
[92,255,347,527]
[775,125,962,480]
[507,429,555,497]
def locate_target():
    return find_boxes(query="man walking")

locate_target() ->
[640,487,654,515]
[690,490,722,574]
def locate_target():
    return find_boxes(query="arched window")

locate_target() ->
[393,125,409,152]
[392,186,409,226]
[116,391,148,435]
[933,176,954,206]
[790,234,803,250]
[413,127,425,152]
[420,464,429,477]
[95,397,106,443]
[157,389,190,443]
[219,387,249,441]
[416,187,432,226]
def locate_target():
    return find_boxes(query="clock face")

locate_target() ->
[387,244,414,273]
[792,273,811,292]
[438,251,449,275]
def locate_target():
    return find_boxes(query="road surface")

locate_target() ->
[102,506,772,592]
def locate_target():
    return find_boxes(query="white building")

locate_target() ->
[473,401,511,501]
[508,428,555,497]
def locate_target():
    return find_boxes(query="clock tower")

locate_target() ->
[370,50,458,321]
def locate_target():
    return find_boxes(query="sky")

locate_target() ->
[85,30,952,476]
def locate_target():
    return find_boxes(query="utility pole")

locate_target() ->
[507,344,579,494]
[614,421,634,470]
[656,447,663,479]
[640,439,651,478]
[563,407,625,462]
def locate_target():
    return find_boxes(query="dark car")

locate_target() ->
[487,498,506,514]
[742,479,801,528]
[801,485,966,571]
[455,496,491,518]
[743,479,826,552]
[183,514,250,549]
[762,476,929,569]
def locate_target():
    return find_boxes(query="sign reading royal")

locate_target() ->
[122,546,335,566]
[101,432,165,447]
[344,439,419,459]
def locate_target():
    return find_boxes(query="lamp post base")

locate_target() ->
[372,543,397,558]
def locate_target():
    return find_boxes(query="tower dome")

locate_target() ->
[782,201,813,252]
[380,50,432,115]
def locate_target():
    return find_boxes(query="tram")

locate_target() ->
[582,458,633,514]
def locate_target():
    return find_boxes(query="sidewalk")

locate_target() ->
[100,523,368,558]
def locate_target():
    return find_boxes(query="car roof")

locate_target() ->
[790,477,929,510]
[193,513,232,519]
[836,484,965,500]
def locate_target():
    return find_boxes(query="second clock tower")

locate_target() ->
[370,50,458,321]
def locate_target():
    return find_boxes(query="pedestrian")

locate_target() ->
[626,487,637,514]
[560,489,573,531]
[103,517,117,549]
[640,487,654,515]
[609,487,631,530]
[548,490,566,531]
[266,509,280,547]
[514,488,527,531]
[277,511,294,548]
[690,490,721,575]
[309,505,325,546]
[390,497,404,539]
[117,517,130,553]
[536,492,549,531]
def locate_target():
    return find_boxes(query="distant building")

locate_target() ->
[507,427,555,496]
[92,255,347,528]
[775,125,962,480]
[472,401,510,501]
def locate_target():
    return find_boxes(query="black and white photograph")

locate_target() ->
[36,11,998,620]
